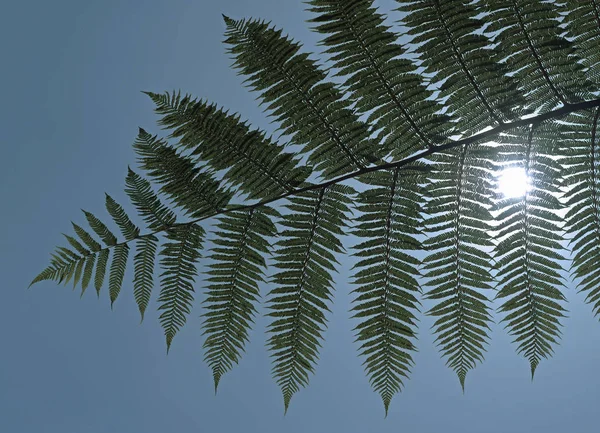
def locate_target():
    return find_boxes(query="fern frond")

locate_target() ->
[223,16,379,178]
[203,207,279,392]
[397,0,525,134]
[71,223,101,252]
[32,186,146,307]
[133,129,233,217]
[144,91,311,200]
[125,168,177,231]
[83,210,118,246]
[63,234,89,256]
[80,254,96,296]
[29,265,59,288]
[158,224,205,351]
[563,1,600,84]
[562,108,600,316]
[133,235,159,321]
[94,249,110,296]
[494,124,567,378]
[30,245,87,289]
[308,0,451,157]
[267,184,353,412]
[351,164,424,414]
[481,0,591,110]
[423,144,495,389]
[29,0,600,416]
[105,243,128,307]
[105,194,140,241]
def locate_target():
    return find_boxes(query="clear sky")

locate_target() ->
[2,1,600,432]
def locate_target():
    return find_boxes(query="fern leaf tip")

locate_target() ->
[283,395,291,415]
[213,374,221,395]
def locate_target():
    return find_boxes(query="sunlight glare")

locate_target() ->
[498,167,529,198]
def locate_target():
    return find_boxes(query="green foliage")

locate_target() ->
[203,207,279,391]
[423,144,495,389]
[223,15,380,177]
[397,0,524,133]
[158,224,205,351]
[563,108,600,317]
[308,0,451,156]
[143,91,312,200]
[562,1,600,84]
[351,165,425,414]
[267,184,353,412]
[30,0,600,416]
[133,234,158,321]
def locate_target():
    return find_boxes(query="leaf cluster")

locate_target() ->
[31,0,600,415]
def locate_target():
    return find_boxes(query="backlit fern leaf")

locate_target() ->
[72,223,101,252]
[125,168,177,231]
[423,144,495,389]
[109,243,129,307]
[29,0,600,416]
[308,0,451,157]
[144,91,312,200]
[203,207,279,391]
[94,249,110,297]
[397,0,525,134]
[494,124,567,378]
[267,184,353,412]
[563,1,600,84]
[562,108,600,316]
[158,224,205,351]
[133,128,233,218]
[351,164,425,414]
[482,0,591,110]
[31,208,124,303]
[80,254,95,296]
[133,235,159,321]
[105,194,140,241]
[30,246,84,289]
[223,16,379,177]
[83,210,118,246]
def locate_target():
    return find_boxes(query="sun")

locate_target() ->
[498,167,529,198]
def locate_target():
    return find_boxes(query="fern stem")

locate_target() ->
[70,98,600,259]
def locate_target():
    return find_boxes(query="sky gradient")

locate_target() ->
[2,1,600,432]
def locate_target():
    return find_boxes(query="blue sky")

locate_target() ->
[2,0,600,432]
